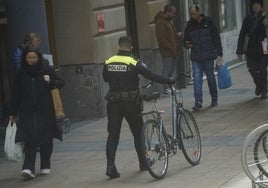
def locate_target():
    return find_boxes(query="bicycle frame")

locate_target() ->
[169,85,184,141]
[141,84,183,150]
[141,81,201,179]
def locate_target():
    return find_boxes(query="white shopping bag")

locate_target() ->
[4,121,23,161]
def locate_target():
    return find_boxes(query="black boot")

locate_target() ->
[106,165,120,179]
[255,86,261,96]
[139,163,147,171]
[137,153,147,171]
[260,87,267,99]
[211,98,218,107]
[261,92,267,99]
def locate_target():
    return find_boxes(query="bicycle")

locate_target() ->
[241,123,268,187]
[140,79,201,180]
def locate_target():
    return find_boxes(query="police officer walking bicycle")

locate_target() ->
[103,36,175,179]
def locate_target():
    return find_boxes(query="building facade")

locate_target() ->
[0,0,255,122]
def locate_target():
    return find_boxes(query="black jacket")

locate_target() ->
[183,15,223,61]
[236,12,266,58]
[103,50,171,91]
[10,60,64,144]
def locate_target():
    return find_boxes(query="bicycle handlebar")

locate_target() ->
[167,72,191,88]
[142,73,190,89]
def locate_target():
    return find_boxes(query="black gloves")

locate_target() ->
[167,78,176,85]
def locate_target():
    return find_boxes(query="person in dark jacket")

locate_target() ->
[9,46,64,179]
[11,33,41,73]
[236,0,268,99]
[183,5,223,111]
[103,36,175,179]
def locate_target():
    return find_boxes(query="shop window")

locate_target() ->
[219,0,237,31]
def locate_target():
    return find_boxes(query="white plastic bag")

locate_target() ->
[4,121,23,161]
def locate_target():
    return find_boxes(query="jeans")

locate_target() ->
[192,60,217,104]
[162,56,176,90]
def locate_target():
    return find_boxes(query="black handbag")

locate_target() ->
[53,116,70,141]
[53,119,63,141]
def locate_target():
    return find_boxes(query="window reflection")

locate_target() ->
[219,0,236,31]
[186,0,237,32]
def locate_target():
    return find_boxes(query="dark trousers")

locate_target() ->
[106,101,143,166]
[23,141,53,173]
[247,56,268,93]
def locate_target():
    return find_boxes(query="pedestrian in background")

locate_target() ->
[9,46,64,179]
[236,0,267,99]
[155,4,182,94]
[11,32,41,73]
[103,36,175,179]
[183,4,223,111]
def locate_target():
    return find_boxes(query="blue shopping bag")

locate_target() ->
[217,63,232,89]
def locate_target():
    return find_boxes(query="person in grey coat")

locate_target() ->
[9,45,64,179]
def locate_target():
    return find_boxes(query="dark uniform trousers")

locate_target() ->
[106,100,144,166]
[247,56,268,93]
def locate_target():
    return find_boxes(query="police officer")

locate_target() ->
[103,36,175,179]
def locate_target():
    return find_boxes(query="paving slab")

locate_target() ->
[1,63,268,188]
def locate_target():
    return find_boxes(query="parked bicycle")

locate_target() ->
[140,77,201,180]
[241,123,268,187]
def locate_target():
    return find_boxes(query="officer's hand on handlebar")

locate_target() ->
[167,78,176,85]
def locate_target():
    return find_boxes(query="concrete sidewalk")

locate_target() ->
[1,63,268,188]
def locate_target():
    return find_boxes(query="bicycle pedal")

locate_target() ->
[171,139,177,144]
[146,157,155,167]
[167,146,175,155]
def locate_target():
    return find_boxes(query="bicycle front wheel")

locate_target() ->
[177,109,201,165]
[141,119,168,180]
[241,124,268,187]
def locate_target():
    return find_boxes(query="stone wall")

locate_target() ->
[52,0,173,119]
[51,0,245,120]
[51,0,126,119]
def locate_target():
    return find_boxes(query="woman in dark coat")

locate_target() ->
[9,45,64,179]
[236,0,268,99]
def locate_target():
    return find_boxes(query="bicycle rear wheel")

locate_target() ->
[254,130,268,177]
[141,119,168,180]
[241,124,268,187]
[177,109,201,165]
